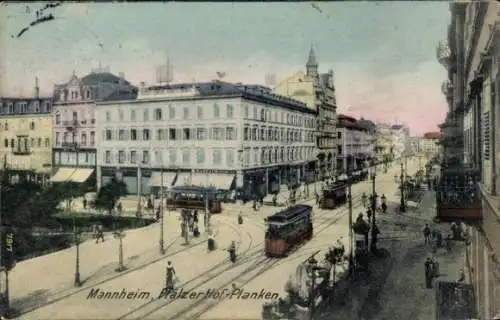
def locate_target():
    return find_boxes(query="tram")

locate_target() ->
[319,182,347,209]
[264,204,313,257]
[166,186,223,213]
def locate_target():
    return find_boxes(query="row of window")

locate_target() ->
[243,126,315,143]
[0,121,38,132]
[0,101,52,114]
[242,147,315,166]
[54,131,96,146]
[102,104,315,128]
[3,137,51,149]
[103,127,237,141]
[103,146,313,167]
[242,105,315,128]
[105,104,235,122]
[104,148,236,167]
[55,111,95,125]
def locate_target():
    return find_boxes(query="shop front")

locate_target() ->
[100,166,146,195]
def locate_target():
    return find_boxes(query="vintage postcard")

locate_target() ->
[0,1,498,319]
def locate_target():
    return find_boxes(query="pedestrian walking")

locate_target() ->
[156,207,160,221]
[193,211,198,224]
[83,198,87,210]
[457,268,465,282]
[436,231,443,248]
[193,223,200,238]
[432,257,440,277]
[165,261,176,292]
[117,202,123,216]
[423,224,431,244]
[424,257,433,288]
[95,225,105,243]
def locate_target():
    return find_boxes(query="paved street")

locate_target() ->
[12,159,421,320]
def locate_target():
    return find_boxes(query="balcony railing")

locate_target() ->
[61,142,79,150]
[62,120,79,129]
[12,148,31,155]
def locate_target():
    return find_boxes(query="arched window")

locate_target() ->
[10,139,15,148]
[3,139,8,148]
[260,109,265,121]
[38,138,42,147]
[30,138,35,147]
[45,138,50,147]
[55,112,61,125]
[30,121,35,130]
[4,122,7,131]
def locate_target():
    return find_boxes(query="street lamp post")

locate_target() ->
[370,162,378,253]
[159,166,165,255]
[347,169,354,274]
[114,168,126,272]
[307,256,319,320]
[399,162,406,212]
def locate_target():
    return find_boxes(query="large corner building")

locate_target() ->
[273,46,337,181]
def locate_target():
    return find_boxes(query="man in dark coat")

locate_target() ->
[425,257,433,288]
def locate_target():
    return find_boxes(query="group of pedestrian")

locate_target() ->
[180,210,200,238]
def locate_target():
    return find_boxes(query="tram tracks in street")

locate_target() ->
[13,224,222,317]
[116,196,365,320]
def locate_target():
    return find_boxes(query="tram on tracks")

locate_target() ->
[264,204,313,257]
[319,182,347,209]
[166,186,223,213]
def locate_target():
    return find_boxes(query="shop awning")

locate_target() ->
[174,173,192,186]
[71,168,94,183]
[190,173,209,186]
[150,171,176,187]
[50,168,77,182]
[207,174,236,190]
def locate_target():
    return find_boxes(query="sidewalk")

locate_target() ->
[9,212,239,315]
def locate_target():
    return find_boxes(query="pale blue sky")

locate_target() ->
[1,2,450,134]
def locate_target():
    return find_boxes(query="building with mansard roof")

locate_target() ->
[94,80,317,200]
[273,46,337,181]
[50,70,137,186]
[0,79,53,184]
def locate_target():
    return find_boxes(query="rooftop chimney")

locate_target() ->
[34,77,40,98]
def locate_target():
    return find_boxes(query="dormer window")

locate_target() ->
[71,90,78,100]
[34,101,40,113]
[86,89,91,99]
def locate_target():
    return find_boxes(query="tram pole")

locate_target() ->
[159,167,165,255]
[347,168,354,274]
[370,161,377,253]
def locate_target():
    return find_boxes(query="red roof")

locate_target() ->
[423,132,442,139]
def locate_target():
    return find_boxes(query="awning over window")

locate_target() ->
[50,168,77,182]
[50,168,94,183]
[207,174,236,190]
[150,171,176,187]
[71,169,95,183]
[174,173,192,186]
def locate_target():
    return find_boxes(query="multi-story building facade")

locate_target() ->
[336,114,374,174]
[50,71,137,184]
[95,81,317,199]
[0,80,53,183]
[437,2,500,319]
[420,132,442,156]
[374,123,395,164]
[273,46,337,181]
[389,124,410,160]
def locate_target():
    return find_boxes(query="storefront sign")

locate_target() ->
[193,169,235,175]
